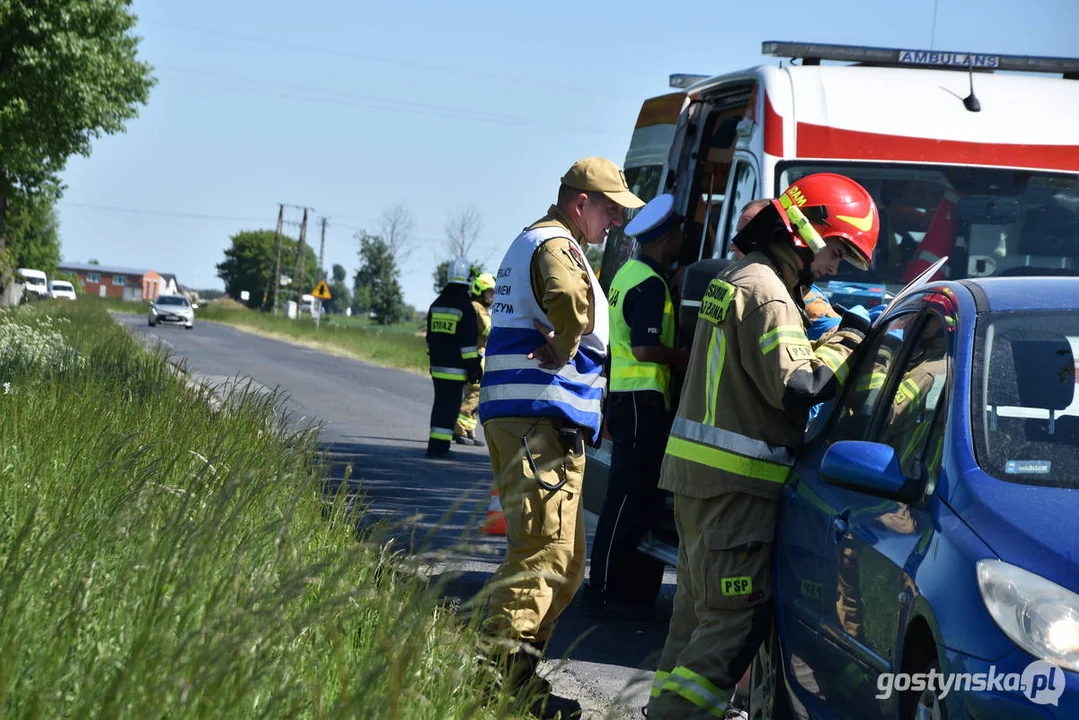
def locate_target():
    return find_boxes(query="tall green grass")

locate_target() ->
[0,302,513,718]
[196,302,429,375]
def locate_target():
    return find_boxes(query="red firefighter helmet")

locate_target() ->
[773,173,880,271]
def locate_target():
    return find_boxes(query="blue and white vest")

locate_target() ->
[479,226,609,438]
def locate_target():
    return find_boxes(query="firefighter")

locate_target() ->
[425,257,482,458]
[478,156,643,718]
[582,192,690,620]
[646,173,880,720]
[454,272,496,446]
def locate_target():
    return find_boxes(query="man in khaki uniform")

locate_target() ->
[454,272,495,445]
[647,173,881,720]
[478,157,643,718]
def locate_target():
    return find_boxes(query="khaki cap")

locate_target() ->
[561,157,645,209]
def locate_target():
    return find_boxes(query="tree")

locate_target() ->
[323,263,351,314]
[4,184,62,273]
[444,206,483,260]
[0,0,156,293]
[431,260,484,295]
[215,229,317,310]
[353,232,405,325]
[380,204,415,264]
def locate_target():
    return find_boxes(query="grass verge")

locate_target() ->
[196,301,429,376]
[0,301,514,718]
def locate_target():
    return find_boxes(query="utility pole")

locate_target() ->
[293,208,309,306]
[266,204,284,313]
[314,216,328,328]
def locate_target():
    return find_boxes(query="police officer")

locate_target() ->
[425,257,482,458]
[479,156,643,718]
[646,173,880,720]
[582,193,689,620]
[454,272,496,446]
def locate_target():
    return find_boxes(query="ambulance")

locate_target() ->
[583,40,1079,565]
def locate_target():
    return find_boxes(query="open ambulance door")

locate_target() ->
[597,92,687,293]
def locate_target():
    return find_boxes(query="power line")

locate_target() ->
[59,202,268,223]
[144,19,637,100]
[155,66,625,138]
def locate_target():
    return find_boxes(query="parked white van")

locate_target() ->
[49,280,77,300]
[16,268,49,300]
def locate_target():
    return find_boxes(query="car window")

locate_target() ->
[972,310,1079,488]
[829,312,921,443]
[876,314,951,479]
[156,296,188,306]
[720,160,757,257]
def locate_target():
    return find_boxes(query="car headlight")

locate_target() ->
[977,559,1079,671]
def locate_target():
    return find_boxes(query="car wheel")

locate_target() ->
[185,324,193,330]
[148,319,155,327]
[910,659,946,720]
[749,624,793,720]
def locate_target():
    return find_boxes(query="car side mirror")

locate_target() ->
[191,304,199,310]
[820,440,924,503]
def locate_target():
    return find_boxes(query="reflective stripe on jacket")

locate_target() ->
[659,249,865,500]
[426,284,481,381]
[479,225,609,438]
[607,258,676,401]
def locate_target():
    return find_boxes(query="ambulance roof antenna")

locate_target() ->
[963,56,981,112]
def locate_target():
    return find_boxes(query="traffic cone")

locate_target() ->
[483,487,506,535]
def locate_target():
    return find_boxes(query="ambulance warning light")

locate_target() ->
[762,41,1079,78]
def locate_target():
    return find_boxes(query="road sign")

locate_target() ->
[312,279,332,300]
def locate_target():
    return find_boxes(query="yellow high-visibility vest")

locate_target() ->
[607,258,675,400]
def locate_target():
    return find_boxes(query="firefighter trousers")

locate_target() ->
[455,381,480,436]
[428,377,465,455]
[588,391,668,604]
[647,492,777,720]
[482,416,586,646]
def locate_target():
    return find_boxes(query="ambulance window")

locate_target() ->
[720,161,758,257]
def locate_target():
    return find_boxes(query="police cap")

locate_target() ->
[624,193,678,244]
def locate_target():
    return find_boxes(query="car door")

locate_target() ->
[776,308,923,708]
[816,304,954,718]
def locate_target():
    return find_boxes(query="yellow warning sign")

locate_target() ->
[312,279,332,300]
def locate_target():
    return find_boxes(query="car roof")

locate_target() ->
[961,276,1079,313]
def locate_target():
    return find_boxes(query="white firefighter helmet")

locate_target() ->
[448,256,471,285]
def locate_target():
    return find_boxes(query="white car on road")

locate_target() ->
[49,280,77,300]
[148,295,195,329]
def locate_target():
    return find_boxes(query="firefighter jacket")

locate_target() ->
[473,299,491,356]
[607,257,676,402]
[479,208,608,440]
[426,283,482,383]
[659,246,867,501]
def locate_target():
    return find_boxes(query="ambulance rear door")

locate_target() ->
[598,91,687,291]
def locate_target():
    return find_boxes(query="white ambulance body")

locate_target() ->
[600,41,1079,302]
[586,41,1079,565]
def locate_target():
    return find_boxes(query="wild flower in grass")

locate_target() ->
[0,312,86,374]
[3,382,10,394]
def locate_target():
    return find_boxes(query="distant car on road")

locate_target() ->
[49,280,77,300]
[148,294,195,329]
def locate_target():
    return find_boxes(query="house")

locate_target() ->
[57,261,164,302]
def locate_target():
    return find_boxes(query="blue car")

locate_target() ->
[751,277,1079,720]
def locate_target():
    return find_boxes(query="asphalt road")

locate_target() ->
[117,314,677,719]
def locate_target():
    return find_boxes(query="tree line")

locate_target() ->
[0,1,155,303]
[215,204,489,325]
[215,202,606,325]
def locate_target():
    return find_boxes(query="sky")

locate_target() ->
[55,0,1079,311]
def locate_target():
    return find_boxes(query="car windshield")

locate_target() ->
[156,296,188,306]
[971,311,1079,488]
[24,277,46,286]
[52,283,72,290]
[778,163,1079,295]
